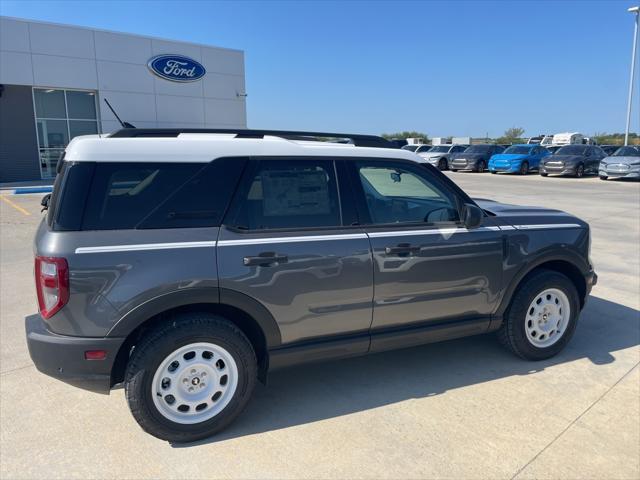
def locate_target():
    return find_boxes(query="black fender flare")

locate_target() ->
[107,287,282,349]
[493,250,590,322]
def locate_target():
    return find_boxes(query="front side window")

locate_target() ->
[355,161,459,225]
[229,159,341,230]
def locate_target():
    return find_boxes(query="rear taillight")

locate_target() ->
[35,256,69,319]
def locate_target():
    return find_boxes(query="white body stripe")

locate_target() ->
[75,241,216,254]
[74,224,582,253]
[217,233,368,246]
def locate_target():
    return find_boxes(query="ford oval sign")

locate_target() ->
[148,55,206,82]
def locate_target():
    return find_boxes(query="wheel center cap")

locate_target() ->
[192,377,200,386]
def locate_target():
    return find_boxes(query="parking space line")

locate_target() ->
[0,195,31,216]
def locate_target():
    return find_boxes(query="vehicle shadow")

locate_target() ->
[172,296,639,447]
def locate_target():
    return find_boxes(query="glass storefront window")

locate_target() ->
[33,88,99,178]
[34,89,66,118]
[66,91,97,119]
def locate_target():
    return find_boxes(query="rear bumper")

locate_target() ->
[25,314,125,394]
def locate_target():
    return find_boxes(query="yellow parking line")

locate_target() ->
[0,195,31,216]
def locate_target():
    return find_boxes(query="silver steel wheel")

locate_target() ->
[151,342,239,424]
[525,288,571,348]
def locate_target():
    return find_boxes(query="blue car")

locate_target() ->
[488,144,550,174]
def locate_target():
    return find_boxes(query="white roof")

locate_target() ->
[64,134,422,163]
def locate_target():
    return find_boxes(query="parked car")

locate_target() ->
[539,145,607,177]
[545,145,562,154]
[27,128,596,442]
[599,145,620,156]
[599,145,640,180]
[414,144,433,154]
[416,144,468,170]
[389,138,407,148]
[488,144,551,175]
[448,144,505,172]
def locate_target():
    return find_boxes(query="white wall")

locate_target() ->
[0,16,247,131]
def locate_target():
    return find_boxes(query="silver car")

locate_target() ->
[417,144,468,170]
[599,146,640,180]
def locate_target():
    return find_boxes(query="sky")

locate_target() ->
[1,0,638,138]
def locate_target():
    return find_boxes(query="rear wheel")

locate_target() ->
[498,270,580,360]
[575,163,585,178]
[124,313,257,442]
[519,161,529,175]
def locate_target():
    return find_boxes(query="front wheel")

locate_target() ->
[575,163,585,178]
[438,158,447,171]
[498,270,580,360]
[124,313,257,442]
[519,161,529,175]
[600,175,608,180]
[476,161,486,173]
[540,172,548,177]
[450,169,458,172]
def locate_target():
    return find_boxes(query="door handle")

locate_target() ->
[384,244,421,256]
[243,252,288,267]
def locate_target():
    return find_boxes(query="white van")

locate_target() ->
[552,132,584,146]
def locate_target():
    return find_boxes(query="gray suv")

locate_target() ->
[27,129,597,442]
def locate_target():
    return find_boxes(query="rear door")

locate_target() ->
[346,158,503,347]
[217,157,373,346]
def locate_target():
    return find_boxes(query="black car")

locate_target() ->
[448,144,505,172]
[540,145,607,177]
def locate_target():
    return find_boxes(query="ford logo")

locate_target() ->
[148,55,206,82]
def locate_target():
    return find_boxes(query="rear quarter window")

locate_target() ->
[53,158,247,231]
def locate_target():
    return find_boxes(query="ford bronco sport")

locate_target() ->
[27,129,597,442]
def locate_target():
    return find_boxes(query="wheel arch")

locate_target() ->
[109,288,281,387]
[492,256,588,329]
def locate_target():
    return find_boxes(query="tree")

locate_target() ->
[381,131,430,142]
[503,127,525,140]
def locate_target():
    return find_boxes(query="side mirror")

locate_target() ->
[462,203,483,229]
[390,172,401,183]
[40,193,51,212]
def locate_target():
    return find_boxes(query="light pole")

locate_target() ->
[625,6,639,146]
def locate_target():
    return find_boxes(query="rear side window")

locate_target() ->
[227,159,341,230]
[72,159,246,230]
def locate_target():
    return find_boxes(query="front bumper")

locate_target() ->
[449,160,478,171]
[25,314,125,394]
[586,269,597,297]
[489,164,519,173]
[599,166,640,178]
[540,164,576,176]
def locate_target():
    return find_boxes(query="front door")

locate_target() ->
[217,158,373,346]
[347,159,504,345]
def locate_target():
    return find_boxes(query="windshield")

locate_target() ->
[464,145,492,153]
[415,145,432,153]
[556,145,587,155]
[402,145,420,152]
[612,146,640,157]
[503,146,532,155]
[429,146,450,153]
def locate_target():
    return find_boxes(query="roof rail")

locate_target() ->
[108,128,397,149]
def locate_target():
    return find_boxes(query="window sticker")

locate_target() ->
[261,169,331,217]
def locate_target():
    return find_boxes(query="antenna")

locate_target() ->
[103,98,136,128]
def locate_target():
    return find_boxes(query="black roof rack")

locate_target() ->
[109,128,397,149]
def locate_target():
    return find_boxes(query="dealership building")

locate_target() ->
[0,16,247,183]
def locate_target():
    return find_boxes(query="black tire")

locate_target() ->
[600,175,608,180]
[476,160,486,173]
[438,158,447,171]
[124,313,257,442]
[575,163,584,178]
[519,161,529,175]
[540,172,548,177]
[497,269,580,360]
[490,171,497,174]
[450,169,458,172]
